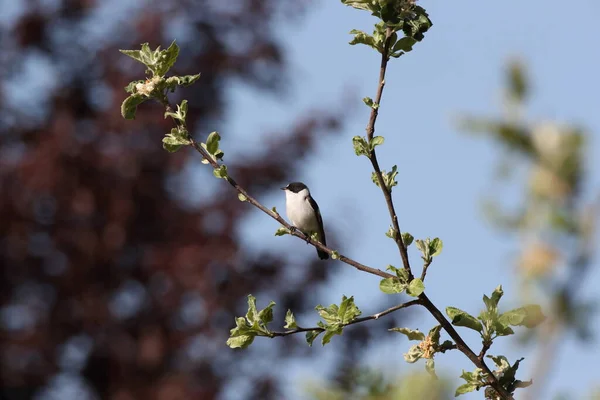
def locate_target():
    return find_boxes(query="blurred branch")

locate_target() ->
[269,299,421,337]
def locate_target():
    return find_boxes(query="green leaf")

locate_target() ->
[352,136,370,157]
[213,165,228,179]
[379,278,406,294]
[271,206,278,214]
[165,73,201,90]
[206,131,221,155]
[341,0,374,12]
[245,295,259,324]
[392,37,417,53]
[387,265,410,282]
[498,305,546,328]
[274,227,290,236]
[321,326,343,345]
[257,301,276,325]
[403,344,424,363]
[124,80,144,94]
[338,296,361,324]
[162,137,183,153]
[406,278,425,297]
[363,97,374,107]
[331,250,340,260]
[428,325,442,345]
[162,127,190,153]
[155,40,179,76]
[119,48,146,65]
[316,304,339,325]
[454,383,478,397]
[369,136,385,151]
[389,327,425,341]
[238,193,247,202]
[121,94,146,120]
[425,358,437,378]
[446,307,483,333]
[385,226,396,239]
[348,29,380,52]
[484,285,504,311]
[226,316,257,349]
[284,310,297,329]
[402,232,414,246]
[164,100,189,122]
[415,239,430,261]
[430,237,443,256]
[305,330,322,347]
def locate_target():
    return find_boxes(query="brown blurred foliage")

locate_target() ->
[0,1,402,399]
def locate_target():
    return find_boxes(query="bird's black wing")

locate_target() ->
[307,195,328,260]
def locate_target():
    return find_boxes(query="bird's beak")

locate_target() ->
[280,187,287,191]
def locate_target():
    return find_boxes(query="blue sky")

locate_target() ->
[230,1,600,399]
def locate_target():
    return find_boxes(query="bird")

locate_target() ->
[281,182,329,260]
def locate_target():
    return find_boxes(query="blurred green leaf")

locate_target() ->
[352,136,370,157]
[404,344,424,363]
[206,131,221,155]
[284,310,297,329]
[213,165,228,179]
[274,227,290,236]
[425,358,437,378]
[430,237,443,256]
[121,94,146,120]
[402,232,414,246]
[406,278,425,297]
[446,307,483,333]
[306,330,322,347]
[389,327,425,341]
[369,136,385,151]
[498,305,546,328]
[379,277,406,294]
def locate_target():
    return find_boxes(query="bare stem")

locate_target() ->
[365,27,413,279]
[269,299,421,337]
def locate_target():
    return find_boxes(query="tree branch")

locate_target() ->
[365,27,413,279]
[360,29,514,400]
[162,54,514,398]
[269,299,421,337]
[159,102,396,281]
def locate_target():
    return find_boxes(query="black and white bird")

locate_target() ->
[281,182,328,260]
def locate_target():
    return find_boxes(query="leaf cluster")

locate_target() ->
[379,265,424,297]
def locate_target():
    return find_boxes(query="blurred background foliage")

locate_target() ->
[0,1,597,400]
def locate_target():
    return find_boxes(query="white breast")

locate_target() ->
[285,188,319,233]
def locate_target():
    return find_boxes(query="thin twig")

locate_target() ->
[420,260,432,281]
[160,101,396,281]
[365,27,413,279]
[269,299,421,337]
[478,341,492,361]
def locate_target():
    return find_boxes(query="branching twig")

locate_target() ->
[161,50,515,398]
[269,299,421,337]
[478,341,492,361]
[160,101,396,281]
[359,29,514,400]
[365,27,413,279]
